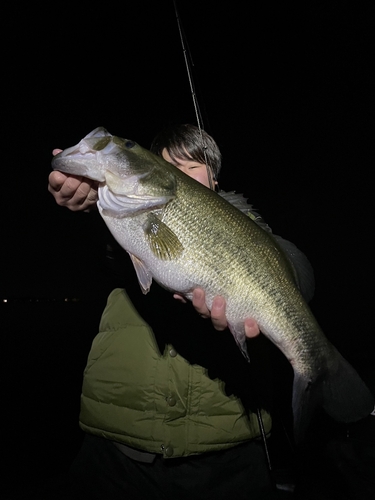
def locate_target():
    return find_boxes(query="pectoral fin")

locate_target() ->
[128,252,153,294]
[144,213,183,260]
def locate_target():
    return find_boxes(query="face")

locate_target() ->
[162,148,216,190]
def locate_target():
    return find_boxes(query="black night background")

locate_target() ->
[2,1,374,498]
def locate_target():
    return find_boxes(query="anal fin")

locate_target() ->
[128,252,152,294]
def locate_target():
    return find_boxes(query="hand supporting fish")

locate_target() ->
[51,127,374,443]
[48,150,99,211]
[174,288,260,337]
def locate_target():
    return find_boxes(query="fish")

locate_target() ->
[52,126,374,443]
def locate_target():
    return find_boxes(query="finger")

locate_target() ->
[48,170,68,189]
[85,182,99,205]
[48,170,69,191]
[49,173,90,207]
[63,180,98,210]
[192,288,210,317]
[244,318,260,338]
[209,296,227,331]
[56,175,87,202]
[52,148,63,156]
[173,293,187,304]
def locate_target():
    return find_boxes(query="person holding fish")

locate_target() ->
[48,124,316,499]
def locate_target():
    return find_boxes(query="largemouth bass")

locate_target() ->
[52,127,373,442]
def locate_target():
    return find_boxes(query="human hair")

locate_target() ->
[150,123,222,180]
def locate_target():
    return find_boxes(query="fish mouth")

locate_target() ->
[52,149,106,181]
[51,128,114,181]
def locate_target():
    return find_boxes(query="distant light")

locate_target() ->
[1,297,82,303]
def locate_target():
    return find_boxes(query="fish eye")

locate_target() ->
[125,140,136,149]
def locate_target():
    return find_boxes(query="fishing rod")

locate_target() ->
[172,0,279,480]
[172,0,215,192]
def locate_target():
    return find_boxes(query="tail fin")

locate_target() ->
[322,350,374,423]
[292,350,374,444]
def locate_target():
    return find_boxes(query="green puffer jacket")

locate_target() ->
[79,288,272,459]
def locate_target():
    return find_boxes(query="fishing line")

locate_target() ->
[173,0,215,191]
[172,0,276,478]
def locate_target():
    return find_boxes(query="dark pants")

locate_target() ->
[61,434,278,500]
